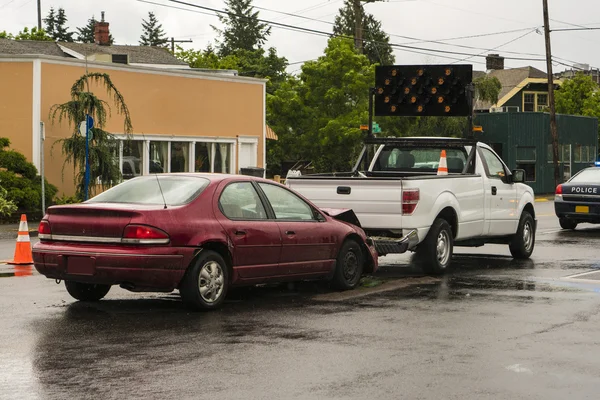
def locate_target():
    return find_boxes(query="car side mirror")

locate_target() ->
[511,169,526,183]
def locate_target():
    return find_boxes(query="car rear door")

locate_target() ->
[257,182,337,276]
[215,181,281,279]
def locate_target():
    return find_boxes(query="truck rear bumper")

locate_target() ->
[369,229,419,256]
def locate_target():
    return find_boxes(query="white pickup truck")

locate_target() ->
[286,137,536,275]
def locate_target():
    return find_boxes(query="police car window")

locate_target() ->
[570,169,600,183]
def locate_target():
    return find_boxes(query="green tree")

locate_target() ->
[54,8,75,42]
[176,46,288,94]
[0,31,13,39]
[43,7,57,39]
[555,73,600,116]
[139,12,168,46]
[50,73,133,199]
[333,0,395,65]
[267,37,374,174]
[0,138,56,213]
[213,0,271,57]
[12,27,53,41]
[76,16,114,44]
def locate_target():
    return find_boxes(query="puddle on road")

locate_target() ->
[0,266,34,278]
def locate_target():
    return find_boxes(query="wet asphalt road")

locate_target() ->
[1,200,600,400]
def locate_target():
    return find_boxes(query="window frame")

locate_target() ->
[218,181,269,221]
[256,182,325,222]
[478,147,510,182]
[522,91,549,112]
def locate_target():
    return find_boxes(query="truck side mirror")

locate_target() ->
[511,169,526,183]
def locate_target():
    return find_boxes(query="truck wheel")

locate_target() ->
[415,218,453,275]
[180,250,229,310]
[559,217,577,230]
[64,281,111,301]
[331,239,364,290]
[509,211,535,259]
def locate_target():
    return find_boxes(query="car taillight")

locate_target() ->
[38,220,52,240]
[402,189,420,215]
[555,184,563,195]
[122,225,170,244]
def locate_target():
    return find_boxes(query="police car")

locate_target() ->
[555,164,600,230]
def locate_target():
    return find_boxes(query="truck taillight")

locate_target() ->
[402,189,419,215]
[122,224,170,244]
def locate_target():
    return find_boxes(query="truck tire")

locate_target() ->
[415,218,453,275]
[331,239,364,290]
[559,217,577,230]
[509,211,535,259]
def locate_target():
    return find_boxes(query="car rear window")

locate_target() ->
[570,168,600,183]
[374,146,468,173]
[88,176,210,206]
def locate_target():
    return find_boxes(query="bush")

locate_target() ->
[0,185,17,216]
[54,194,81,205]
[0,138,58,212]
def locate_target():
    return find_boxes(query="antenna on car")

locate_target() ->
[155,174,167,209]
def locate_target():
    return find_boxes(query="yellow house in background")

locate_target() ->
[0,38,268,197]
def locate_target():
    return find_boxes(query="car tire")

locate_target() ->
[559,217,578,230]
[180,250,229,310]
[509,211,535,259]
[64,280,111,302]
[415,218,453,275]
[331,239,364,290]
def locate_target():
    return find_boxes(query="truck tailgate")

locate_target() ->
[287,178,403,230]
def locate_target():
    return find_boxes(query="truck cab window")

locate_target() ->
[480,148,507,179]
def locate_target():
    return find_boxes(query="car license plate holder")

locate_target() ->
[575,205,589,213]
[67,256,96,275]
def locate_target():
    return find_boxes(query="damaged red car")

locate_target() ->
[32,174,378,310]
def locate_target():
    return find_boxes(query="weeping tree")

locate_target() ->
[50,73,133,199]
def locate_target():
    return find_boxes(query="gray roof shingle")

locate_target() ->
[475,66,549,110]
[0,38,186,66]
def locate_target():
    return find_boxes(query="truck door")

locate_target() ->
[479,147,518,236]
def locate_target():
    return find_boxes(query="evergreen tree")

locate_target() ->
[333,0,395,65]
[212,0,271,57]
[76,16,114,44]
[54,8,74,42]
[43,7,56,39]
[139,12,168,46]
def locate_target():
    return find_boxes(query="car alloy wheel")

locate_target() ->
[198,261,225,304]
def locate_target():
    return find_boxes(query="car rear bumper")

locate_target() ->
[32,242,196,291]
[555,201,600,222]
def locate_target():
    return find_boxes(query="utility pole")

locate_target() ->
[353,0,363,52]
[170,38,193,54]
[543,0,561,188]
[37,0,42,30]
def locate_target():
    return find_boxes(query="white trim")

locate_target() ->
[32,59,42,170]
[167,141,172,173]
[56,44,85,60]
[210,144,216,173]
[129,63,192,70]
[0,56,266,85]
[112,133,237,144]
[262,83,266,177]
[188,142,194,172]
[237,136,259,171]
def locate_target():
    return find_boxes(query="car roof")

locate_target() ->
[145,172,274,184]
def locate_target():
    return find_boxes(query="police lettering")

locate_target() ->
[571,187,598,194]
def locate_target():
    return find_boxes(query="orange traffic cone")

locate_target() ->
[437,150,448,176]
[8,214,33,265]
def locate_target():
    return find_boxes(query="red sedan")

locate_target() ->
[33,174,378,309]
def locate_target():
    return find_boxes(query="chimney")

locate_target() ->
[486,54,505,71]
[94,11,110,46]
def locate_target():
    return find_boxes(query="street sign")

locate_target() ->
[373,122,381,134]
[360,124,369,130]
[374,64,473,117]
[79,115,95,140]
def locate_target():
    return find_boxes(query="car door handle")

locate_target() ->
[235,230,246,236]
[337,186,351,195]
[491,186,497,195]
[285,230,295,235]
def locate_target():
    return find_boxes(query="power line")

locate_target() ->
[552,27,600,32]
[147,0,547,62]
[452,29,538,64]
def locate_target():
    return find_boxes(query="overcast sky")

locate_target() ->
[2,0,600,74]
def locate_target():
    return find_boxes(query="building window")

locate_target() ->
[574,145,597,163]
[195,142,211,172]
[170,142,190,172]
[516,146,536,182]
[214,143,231,173]
[150,141,168,173]
[523,93,535,111]
[523,92,548,112]
[122,140,143,180]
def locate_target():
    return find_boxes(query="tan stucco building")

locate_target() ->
[0,41,269,197]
